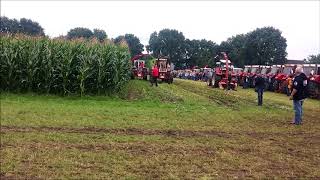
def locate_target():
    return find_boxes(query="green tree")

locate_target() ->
[93,29,107,42]
[0,16,44,36]
[146,32,161,56]
[245,27,287,65]
[114,34,144,57]
[219,34,248,67]
[185,39,218,68]
[305,54,320,64]
[67,27,93,39]
[147,29,186,68]
[19,18,45,36]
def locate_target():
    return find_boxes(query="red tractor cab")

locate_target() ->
[267,65,282,91]
[233,68,243,84]
[274,64,297,93]
[131,54,150,80]
[304,64,320,99]
[248,65,261,88]
[259,66,271,77]
[155,57,173,84]
[239,65,251,86]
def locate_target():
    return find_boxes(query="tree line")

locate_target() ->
[1,16,319,67]
[147,27,288,68]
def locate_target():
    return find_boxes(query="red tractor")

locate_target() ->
[212,53,237,90]
[304,64,320,99]
[266,65,282,91]
[155,57,173,84]
[273,64,297,93]
[131,54,149,80]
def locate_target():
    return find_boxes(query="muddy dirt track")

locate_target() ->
[1,125,316,140]
[1,141,217,156]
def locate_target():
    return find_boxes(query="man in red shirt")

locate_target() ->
[151,64,159,87]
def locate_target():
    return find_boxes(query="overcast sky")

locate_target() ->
[1,0,319,59]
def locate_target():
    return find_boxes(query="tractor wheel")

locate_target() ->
[273,80,280,93]
[269,78,275,91]
[280,81,287,94]
[317,84,320,99]
[211,77,217,88]
[264,82,269,91]
[207,78,212,86]
[239,77,244,86]
[143,75,148,81]
[250,77,255,88]
[308,81,318,98]
[212,75,220,88]
[213,80,220,88]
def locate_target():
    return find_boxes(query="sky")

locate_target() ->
[1,0,319,60]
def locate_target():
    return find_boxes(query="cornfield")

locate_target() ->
[0,34,131,96]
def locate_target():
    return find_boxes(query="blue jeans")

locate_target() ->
[293,100,304,125]
[257,88,264,105]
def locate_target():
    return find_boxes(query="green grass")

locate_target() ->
[1,79,320,179]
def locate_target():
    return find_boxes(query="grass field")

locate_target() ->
[1,79,320,179]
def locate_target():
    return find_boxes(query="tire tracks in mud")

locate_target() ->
[0,141,217,156]
[1,125,231,138]
[1,125,316,140]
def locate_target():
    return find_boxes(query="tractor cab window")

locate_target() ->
[303,67,315,76]
[251,67,257,73]
[260,68,267,74]
[159,61,167,72]
[243,67,249,73]
[283,67,293,75]
[270,67,278,74]
[139,61,144,68]
[134,61,139,68]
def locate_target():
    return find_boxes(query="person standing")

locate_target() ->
[243,76,249,89]
[151,64,159,87]
[290,66,308,125]
[255,74,265,106]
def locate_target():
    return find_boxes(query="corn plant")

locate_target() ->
[0,34,131,96]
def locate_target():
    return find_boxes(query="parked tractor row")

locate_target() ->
[237,63,320,99]
[174,53,320,99]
